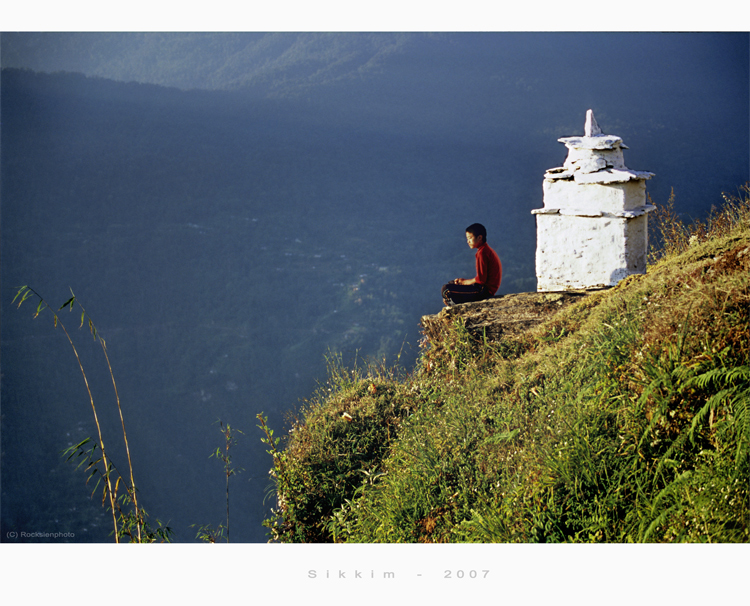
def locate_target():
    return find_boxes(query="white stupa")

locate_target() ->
[532,110,655,291]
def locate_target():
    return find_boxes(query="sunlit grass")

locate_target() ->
[262,185,750,542]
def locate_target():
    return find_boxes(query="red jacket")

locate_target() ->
[474,243,502,295]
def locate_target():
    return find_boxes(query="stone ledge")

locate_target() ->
[532,204,656,219]
[420,290,596,344]
[574,168,655,185]
[557,134,625,150]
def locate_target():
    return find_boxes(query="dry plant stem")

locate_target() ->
[224,427,231,543]
[79,300,142,542]
[101,338,141,541]
[54,315,120,542]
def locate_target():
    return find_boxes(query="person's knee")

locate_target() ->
[442,284,453,304]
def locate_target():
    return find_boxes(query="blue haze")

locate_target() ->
[1,32,748,542]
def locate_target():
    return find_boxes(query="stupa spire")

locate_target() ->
[584,109,602,137]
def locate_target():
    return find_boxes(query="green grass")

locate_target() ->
[261,184,750,543]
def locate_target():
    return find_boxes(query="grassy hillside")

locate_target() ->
[259,186,750,543]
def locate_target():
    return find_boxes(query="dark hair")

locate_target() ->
[465,223,487,241]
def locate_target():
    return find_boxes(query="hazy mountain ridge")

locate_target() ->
[4,32,747,211]
[0,32,418,93]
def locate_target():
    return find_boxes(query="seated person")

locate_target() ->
[442,223,502,306]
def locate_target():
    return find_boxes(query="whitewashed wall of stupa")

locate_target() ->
[534,212,648,291]
[542,179,648,214]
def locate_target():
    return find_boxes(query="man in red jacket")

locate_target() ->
[442,223,502,306]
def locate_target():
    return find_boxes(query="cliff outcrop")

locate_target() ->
[261,189,749,544]
[420,290,595,344]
